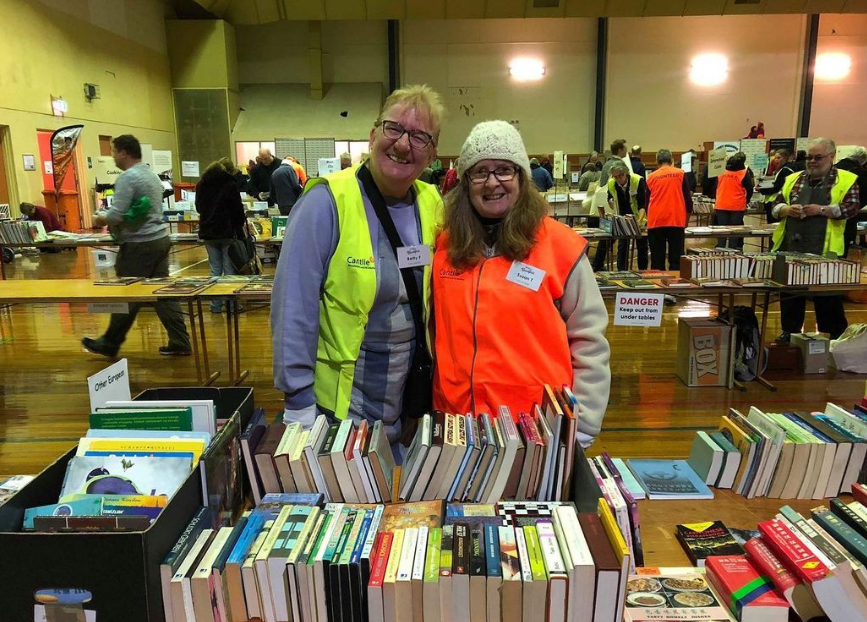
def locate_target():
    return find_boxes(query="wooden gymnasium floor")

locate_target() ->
[1,236,865,565]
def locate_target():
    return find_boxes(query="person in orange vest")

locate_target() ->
[646,149,693,270]
[706,152,754,249]
[431,120,611,448]
[285,156,308,187]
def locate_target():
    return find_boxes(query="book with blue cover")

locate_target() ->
[60,454,192,499]
[626,459,714,500]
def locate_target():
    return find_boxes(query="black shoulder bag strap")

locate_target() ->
[357,164,433,420]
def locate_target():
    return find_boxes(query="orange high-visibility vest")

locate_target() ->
[432,217,589,416]
[647,165,687,229]
[715,168,748,211]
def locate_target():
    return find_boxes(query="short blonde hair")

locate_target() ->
[375,84,446,139]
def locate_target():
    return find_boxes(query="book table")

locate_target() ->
[0,279,218,384]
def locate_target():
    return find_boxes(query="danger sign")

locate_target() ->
[614,292,665,327]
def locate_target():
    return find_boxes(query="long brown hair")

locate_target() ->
[444,168,548,269]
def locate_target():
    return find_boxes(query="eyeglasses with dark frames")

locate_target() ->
[378,120,435,150]
[805,153,832,162]
[468,165,519,184]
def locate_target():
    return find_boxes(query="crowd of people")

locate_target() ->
[19,82,860,459]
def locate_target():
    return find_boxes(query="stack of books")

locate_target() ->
[0,475,34,507]
[686,402,867,500]
[750,252,861,285]
[161,498,632,622]
[16,397,244,532]
[680,252,752,281]
[0,219,49,244]
[600,214,641,237]
[246,388,581,507]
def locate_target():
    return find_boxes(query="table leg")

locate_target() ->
[754,289,777,392]
[234,296,249,385]
[187,300,203,384]
[197,298,219,386]
[226,298,235,383]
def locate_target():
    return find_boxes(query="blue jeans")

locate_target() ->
[205,240,236,311]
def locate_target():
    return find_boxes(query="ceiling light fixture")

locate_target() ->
[689,54,728,87]
[509,59,546,81]
[815,52,851,81]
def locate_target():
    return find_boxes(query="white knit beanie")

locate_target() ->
[457,120,531,179]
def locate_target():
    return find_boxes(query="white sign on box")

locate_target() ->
[87,358,131,411]
[614,292,664,327]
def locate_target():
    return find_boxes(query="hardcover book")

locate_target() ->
[60,454,191,499]
[675,521,745,567]
[705,555,789,622]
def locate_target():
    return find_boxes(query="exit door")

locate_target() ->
[37,129,83,230]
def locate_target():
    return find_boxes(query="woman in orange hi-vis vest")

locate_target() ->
[431,121,612,448]
[707,151,754,250]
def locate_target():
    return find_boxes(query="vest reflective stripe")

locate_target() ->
[432,218,588,416]
[608,174,642,217]
[715,168,748,211]
[646,166,687,229]
[771,169,857,257]
[305,166,443,419]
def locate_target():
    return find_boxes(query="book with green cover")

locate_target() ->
[89,408,193,431]
[522,526,548,581]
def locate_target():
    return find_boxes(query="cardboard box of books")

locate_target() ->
[0,448,202,622]
[676,317,735,387]
[791,332,832,374]
[0,387,253,622]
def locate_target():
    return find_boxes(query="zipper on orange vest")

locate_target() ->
[469,257,486,413]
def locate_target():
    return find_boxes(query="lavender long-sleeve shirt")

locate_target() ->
[271,174,423,444]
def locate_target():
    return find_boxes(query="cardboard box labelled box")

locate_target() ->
[676,317,735,387]
[791,332,832,374]
[0,386,253,622]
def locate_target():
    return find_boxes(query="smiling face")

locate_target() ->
[468,159,520,219]
[368,104,436,198]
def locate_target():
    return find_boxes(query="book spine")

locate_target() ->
[522,526,547,581]
[830,498,867,538]
[424,528,442,583]
[453,523,470,576]
[469,526,486,577]
[743,538,800,594]
[369,532,394,587]
[162,507,212,567]
[412,525,429,582]
[484,524,502,579]
[757,519,829,582]
[811,506,867,564]
[439,525,454,580]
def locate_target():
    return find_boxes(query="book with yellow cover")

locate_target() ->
[383,529,405,622]
[77,437,207,464]
[599,498,630,622]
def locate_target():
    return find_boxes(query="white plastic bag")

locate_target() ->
[830,324,867,373]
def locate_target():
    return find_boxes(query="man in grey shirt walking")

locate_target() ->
[82,135,191,357]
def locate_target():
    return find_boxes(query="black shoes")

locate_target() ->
[775,332,792,344]
[159,345,192,356]
[81,337,119,358]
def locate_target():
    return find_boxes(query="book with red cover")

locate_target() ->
[743,537,823,622]
[705,555,789,622]
[854,483,867,506]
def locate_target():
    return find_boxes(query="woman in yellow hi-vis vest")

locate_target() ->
[271,85,445,454]
[771,137,860,342]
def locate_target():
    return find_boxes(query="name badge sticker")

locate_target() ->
[397,244,431,269]
[506,261,546,292]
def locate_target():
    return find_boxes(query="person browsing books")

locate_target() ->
[195,157,247,313]
[271,85,445,452]
[771,137,860,342]
[431,120,611,448]
[646,148,693,270]
[592,160,649,272]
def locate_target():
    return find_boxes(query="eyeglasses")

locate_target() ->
[468,165,519,184]
[378,120,435,150]
[806,153,832,162]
